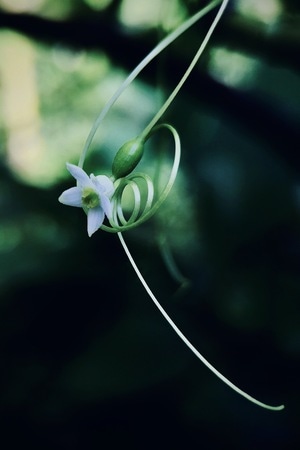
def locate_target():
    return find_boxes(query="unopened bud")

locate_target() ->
[112,138,144,179]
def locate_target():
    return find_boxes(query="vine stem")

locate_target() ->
[118,232,284,411]
[101,123,181,233]
[78,0,222,168]
[140,0,230,140]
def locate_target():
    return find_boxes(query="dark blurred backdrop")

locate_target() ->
[0,0,299,448]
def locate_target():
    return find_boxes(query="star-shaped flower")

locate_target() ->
[59,163,115,236]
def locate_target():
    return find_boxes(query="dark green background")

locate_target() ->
[0,1,299,448]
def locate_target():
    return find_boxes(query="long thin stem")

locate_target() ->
[140,0,229,140]
[118,232,284,411]
[78,0,222,168]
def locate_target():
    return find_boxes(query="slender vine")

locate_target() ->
[59,0,285,411]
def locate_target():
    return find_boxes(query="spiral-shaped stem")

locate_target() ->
[101,123,181,233]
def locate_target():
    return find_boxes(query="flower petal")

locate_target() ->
[58,187,82,207]
[87,206,104,237]
[100,194,113,218]
[66,163,91,187]
[93,175,115,197]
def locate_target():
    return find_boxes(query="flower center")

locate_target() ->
[82,187,100,208]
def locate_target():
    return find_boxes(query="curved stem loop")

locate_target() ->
[102,123,180,232]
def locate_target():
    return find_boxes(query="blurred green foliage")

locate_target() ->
[0,0,299,448]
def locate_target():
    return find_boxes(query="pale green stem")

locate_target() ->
[78,0,222,168]
[101,123,181,233]
[140,0,230,141]
[118,232,285,411]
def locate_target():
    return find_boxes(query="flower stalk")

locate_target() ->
[58,0,285,411]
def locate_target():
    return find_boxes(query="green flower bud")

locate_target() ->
[112,138,144,179]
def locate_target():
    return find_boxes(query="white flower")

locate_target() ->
[59,163,115,237]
